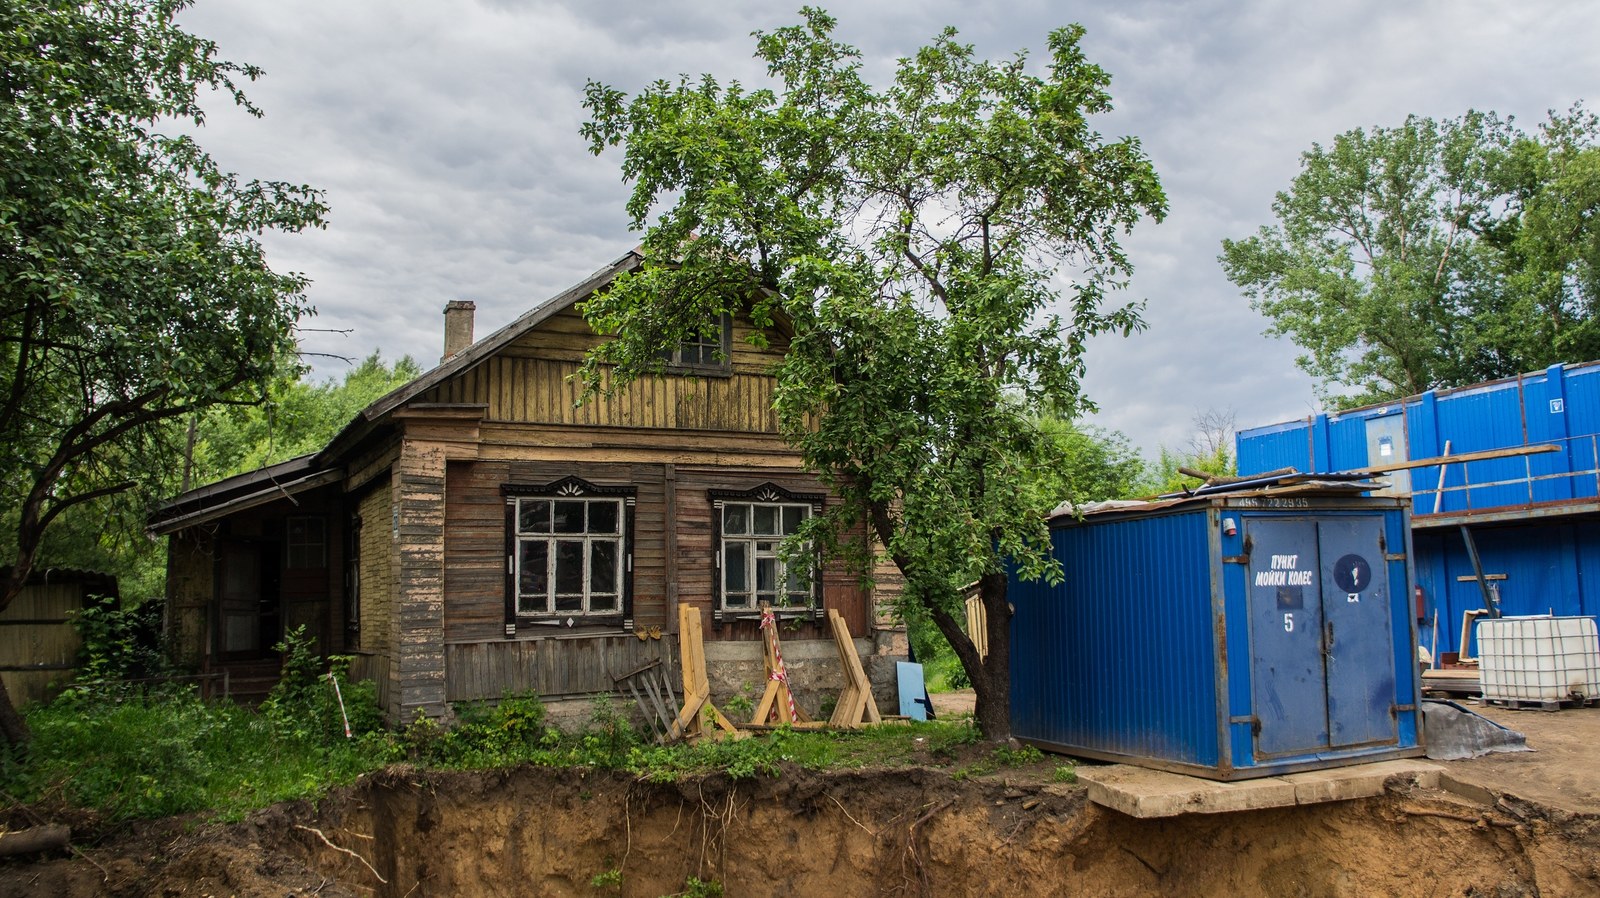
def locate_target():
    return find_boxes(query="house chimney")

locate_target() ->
[442,300,476,362]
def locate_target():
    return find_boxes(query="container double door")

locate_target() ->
[1245,516,1397,757]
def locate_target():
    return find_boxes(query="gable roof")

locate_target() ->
[151,249,643,530]
[315,248,644,462]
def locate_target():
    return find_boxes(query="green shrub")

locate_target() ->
[993,743,1044,767]
[404,692,553,768]
[5,687,393,821]
[69,596,177,692]
[260,630,384,747]
[678,876,724,898]
[575,694,639,769]
[589,868,623,893]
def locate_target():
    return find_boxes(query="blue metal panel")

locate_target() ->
[1522,367,1573,502]
[1386,511,1422,748]
[1325,413,1373,471]
[1009,509,1220,768]
[1413,521,1596,652]
[1011,499,1420,779]
[1561,365,1600,499]
[1407,392,1444,504]
[1576,522,1600,619]
[1244,518,1328,755]
[1319,516,1398,748]
[1235,420,1312,475]
[1433,381,1530,508]
[1311,414,1333,471]
[1564,363,1600,439]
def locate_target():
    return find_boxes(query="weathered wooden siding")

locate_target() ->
[389,442,448,721]
[437,459,875,648]
[672,466,873,642]
[0,580,94,705]
[166,533,214,667]
[445,635,669,701]
[355,483,394,660]
[442,460,671,644]
[418,306,786,435]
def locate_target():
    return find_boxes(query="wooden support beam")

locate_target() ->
[827,609,880,729]
[668,604,743,742]
[1341,443,1558,476]
[751,604,808,726]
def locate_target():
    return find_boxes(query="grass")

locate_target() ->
[1,685,1032,824]
[3,688,392,822]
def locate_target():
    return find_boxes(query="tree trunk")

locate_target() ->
[925,570,1012,741]
[0,684,27,747]
[970,570,1012,741]
[0,555,38,746]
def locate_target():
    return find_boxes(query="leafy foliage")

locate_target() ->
[5,685,391,821]
[1222,105,1600,405]
[190,351,422,483]
[3,676,1025,822]
[579,9,1164,738]
[70,595,176,688]
[0,0,327,740]
[401,692,554,768]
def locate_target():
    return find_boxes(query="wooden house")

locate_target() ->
[150,251,904,722]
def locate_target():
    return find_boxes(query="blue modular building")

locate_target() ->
[1235,361,1600,657]
[1008,481,1423,780]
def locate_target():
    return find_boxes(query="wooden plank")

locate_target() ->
[827,608,880,728]
[1341,443,1559,475]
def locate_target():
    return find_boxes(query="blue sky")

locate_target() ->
[177,0,1598,457]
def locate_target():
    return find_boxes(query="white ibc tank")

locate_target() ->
[1478,616,1600,704]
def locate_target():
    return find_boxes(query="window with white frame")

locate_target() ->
[660,312,731,372]
[715,488,820,613]
[513,496,625,615]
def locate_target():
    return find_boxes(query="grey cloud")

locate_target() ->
[174,0,1600,456]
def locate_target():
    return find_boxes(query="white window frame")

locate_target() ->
[709,483,825,621]
[512,496,626,617]
[661,312,732,373]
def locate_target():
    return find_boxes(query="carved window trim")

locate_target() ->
[502,476,636,636]
[708,482,825,623]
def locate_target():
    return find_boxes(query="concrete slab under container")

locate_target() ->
[1076,759,1444,818]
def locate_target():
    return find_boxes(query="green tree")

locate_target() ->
[190,351,422,484]
[1038,419,1149,506]
[0,0,325,743]
[1496,107,1600,367]
[1221,107,1600,406]
[579,9,1164,738]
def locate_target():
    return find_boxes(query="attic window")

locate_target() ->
[661,313,732,373]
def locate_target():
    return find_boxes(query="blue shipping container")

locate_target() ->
[1235,361,1600,660]
[1009,492,1423,780]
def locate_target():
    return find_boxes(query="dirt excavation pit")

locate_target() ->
[4,754,1599,898]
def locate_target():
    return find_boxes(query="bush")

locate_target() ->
[402,692,553,768]
[260,628,384,746]
[6,686,394,821]
[70,596,177,692]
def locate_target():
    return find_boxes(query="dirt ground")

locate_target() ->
[931,688,1600,816]
[1440,701,1600,815]
[3,695,1600,897]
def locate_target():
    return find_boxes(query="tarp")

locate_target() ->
[1422,700,1531,760]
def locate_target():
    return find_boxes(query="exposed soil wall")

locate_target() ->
[8,764,1598,898]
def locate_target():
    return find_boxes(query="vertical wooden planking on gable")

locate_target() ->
[522,359,538,422]
[498,357,513,421]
